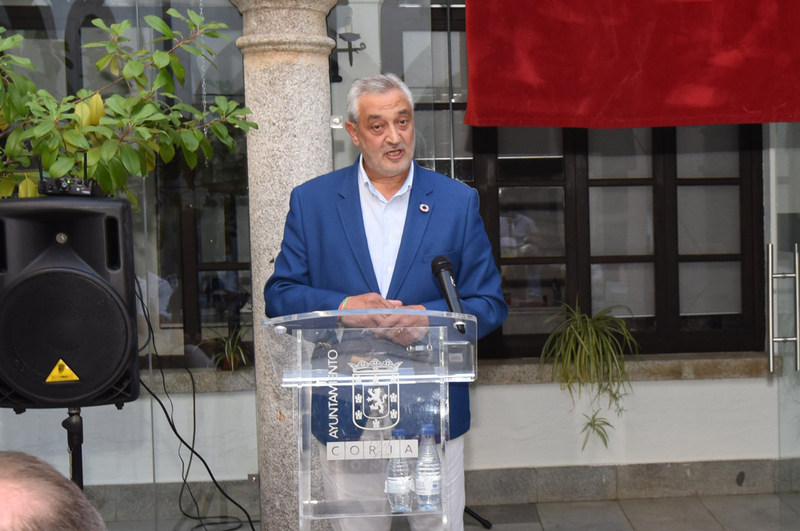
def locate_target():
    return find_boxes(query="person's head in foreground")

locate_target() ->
[0,451,106,531]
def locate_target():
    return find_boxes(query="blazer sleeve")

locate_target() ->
[421,188,508,339]
[264,188,347,317]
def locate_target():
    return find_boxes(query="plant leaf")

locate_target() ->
[166,8,188,22]
[180,128,199,152]
[96,53,114,72]
[0,177,16,197]
[181,144,197,168]
[153,69,175,94]
[91,19,110,32]
[145,15,175,39]
[48,156,76,178]
[152,49,170,69]
[63,129,91,150]
[168,53,185,86]
[95,164,113,193]
[119,143,142,176]
[181,44,204,57]
[4,125,26,158]
[18,176,39,198]
[158,140,175,163]
[109,157,127,189]
[122,60,145,80]
[187,9,204,29]
[199,135,213,159]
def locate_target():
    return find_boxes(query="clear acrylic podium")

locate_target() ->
[263,309,477,528]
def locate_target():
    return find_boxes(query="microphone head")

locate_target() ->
[431,255,453,276]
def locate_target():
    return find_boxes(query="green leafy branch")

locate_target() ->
[581,410,614,450]
[541,299,639,449]
[0,8,258,203]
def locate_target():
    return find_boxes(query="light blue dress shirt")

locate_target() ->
[357,155,414,298]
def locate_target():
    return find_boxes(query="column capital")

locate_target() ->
[231,0,336,14]
[231,0,337,55]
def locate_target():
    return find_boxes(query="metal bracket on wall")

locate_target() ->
[767,243,800,373]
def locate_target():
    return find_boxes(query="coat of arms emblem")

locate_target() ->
[348,358,403,430]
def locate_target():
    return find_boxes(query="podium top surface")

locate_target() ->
[263,308,476,329]
[262,309,478,387]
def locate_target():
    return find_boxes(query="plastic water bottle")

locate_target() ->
[414,423,442,510]
[386,428,414,512]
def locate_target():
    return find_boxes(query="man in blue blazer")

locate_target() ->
[265,74,507,531]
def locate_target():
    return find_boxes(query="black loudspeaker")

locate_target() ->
[0,198,139,411]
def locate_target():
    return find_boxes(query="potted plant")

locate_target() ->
[540,300,639,449]
[198,324,251,372]
[0,8,257,201]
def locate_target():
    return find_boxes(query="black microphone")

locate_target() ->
[431,255,466,333]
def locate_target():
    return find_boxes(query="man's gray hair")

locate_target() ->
[346,73,415,125]
[0,451,107,531]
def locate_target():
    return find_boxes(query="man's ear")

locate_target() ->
[345,121,360,147]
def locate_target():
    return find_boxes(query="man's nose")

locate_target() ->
[385,124,400,144]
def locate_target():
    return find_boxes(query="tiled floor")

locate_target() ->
[106,493,800,530]
[462,493,800,531]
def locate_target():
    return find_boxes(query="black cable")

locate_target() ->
[135,280,256,530]
[135,279,210,529]
[176,366,208,530]
[140,379,256,530]
[135,279,152,353]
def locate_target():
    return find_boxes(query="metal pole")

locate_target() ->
[768,244,775,373]
[62,407,84,490]
[795,243,799,371]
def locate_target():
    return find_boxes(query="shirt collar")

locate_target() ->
[357,155,414,201]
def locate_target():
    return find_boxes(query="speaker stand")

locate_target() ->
[62,407,84,490]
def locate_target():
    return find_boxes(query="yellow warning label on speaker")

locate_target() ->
[45,360,79,383]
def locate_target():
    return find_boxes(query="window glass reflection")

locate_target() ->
[677,185,740,255]
[402,30,435,102]
[590,186,654,256]
[588,128,652,180]
[403,30,465,103]
[591,263,655,318]
[415,109,472,180]
[17,30,66,96]
[499,187,565,257]
[679,262,741,315]
[198,270,252,330]
[501,264,566,335]
[677,125,739,178]
[498,127,562,158]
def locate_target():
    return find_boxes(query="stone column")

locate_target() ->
[230,0,336,528]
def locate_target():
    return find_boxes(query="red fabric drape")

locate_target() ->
[465,1,800,129]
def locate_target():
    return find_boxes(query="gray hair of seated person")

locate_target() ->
[0,451,107,531]
[346,73,415,126]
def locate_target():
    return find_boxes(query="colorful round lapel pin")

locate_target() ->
[419,203,430,213]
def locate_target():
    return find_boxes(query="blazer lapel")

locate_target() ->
[337,161,380,293]
[387,162,434,299]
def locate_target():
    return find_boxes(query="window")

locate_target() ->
[474,125,765,358]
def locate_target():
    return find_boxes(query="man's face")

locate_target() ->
[345,88,416,182]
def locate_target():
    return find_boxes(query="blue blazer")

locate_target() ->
[265,159,508,439]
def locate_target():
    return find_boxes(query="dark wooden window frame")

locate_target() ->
[475,126,765,359]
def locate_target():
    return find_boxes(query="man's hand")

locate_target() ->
[339,293,400,328]
[376,304,429,346]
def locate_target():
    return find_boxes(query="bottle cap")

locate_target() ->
[420,423,435,435]
[392,428,405,437]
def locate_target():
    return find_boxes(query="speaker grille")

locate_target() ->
[0,269,134,406]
